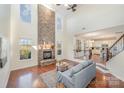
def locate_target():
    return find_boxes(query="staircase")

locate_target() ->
[109,34,124,60]
[107,34,124,81]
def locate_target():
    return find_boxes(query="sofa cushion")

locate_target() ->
[63,69,73,77]
[69,60,93,77]
[80,60,92,67]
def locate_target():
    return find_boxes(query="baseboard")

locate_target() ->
[11,64,38,71]
[109,71,124,82]
[4,70,10,88]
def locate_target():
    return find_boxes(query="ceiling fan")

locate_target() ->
[56,4,77,12]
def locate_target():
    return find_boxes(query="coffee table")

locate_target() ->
[56,62,69,72]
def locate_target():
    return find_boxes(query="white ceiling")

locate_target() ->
[42,4,82,16]
[66,4,124,36]
[75,24,124,40]
[42,4,124,40]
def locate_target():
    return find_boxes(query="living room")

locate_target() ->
[0,4,124,88]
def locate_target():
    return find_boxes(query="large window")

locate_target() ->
[19,38,32,60]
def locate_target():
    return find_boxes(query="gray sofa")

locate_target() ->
[57,60,96,88]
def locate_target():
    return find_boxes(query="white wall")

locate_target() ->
[10,5,38,70]
[93,40,115,48]
[65,5,124,60]
[0,5,11,88]
[67,5,124,34]
[65,33,75,60]
[107,51,124,81]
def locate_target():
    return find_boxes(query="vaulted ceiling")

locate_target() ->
[66,4,124,37]
[75,24,124,40]
[42,4,124,40]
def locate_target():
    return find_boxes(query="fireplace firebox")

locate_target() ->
[43,51,52,59]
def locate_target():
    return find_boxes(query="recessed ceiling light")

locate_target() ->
[82,27,86,30]
[64,4,68,7]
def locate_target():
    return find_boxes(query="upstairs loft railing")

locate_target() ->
[109,34,124,59]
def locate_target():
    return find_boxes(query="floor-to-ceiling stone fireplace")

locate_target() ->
[38,5,55,66]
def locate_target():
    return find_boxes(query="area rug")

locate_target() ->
[40,69,57,88]
[96,63,109,73]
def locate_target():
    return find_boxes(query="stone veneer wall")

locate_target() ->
[38,5,55,64]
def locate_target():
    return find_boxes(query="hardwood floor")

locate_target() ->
[88,70,124,88]
[91,54,106,66]
[7,58,124,88]
[90,54,124,87]
[7,64,55,88]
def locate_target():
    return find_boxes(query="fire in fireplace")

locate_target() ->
[43,51,52,59]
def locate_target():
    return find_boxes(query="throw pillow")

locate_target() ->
[69,60,93,77]
[69,63,84,77]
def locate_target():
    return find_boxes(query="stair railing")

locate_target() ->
[109,34,124,59]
